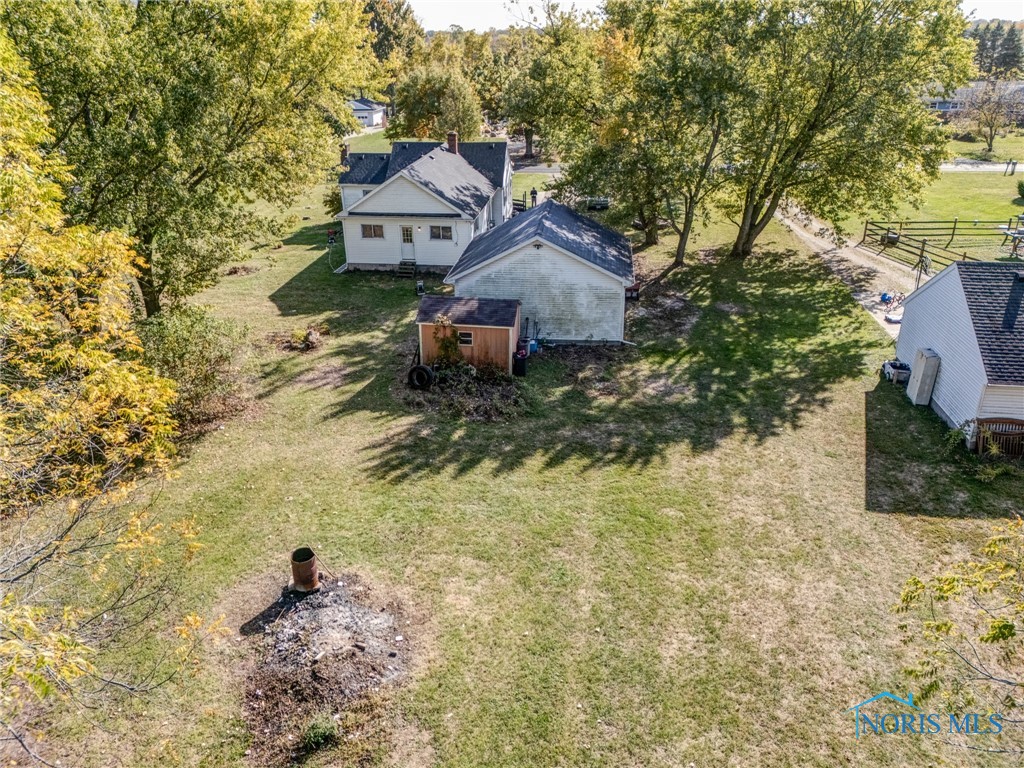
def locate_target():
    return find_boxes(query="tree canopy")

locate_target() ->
[386,65,483,140]
[2,0,371,316]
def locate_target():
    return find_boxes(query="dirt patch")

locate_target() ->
[400,364,527,421]
[241,576,412,766]
[293,363,348,390]
[266,322,331,353]
[227,264,261,276]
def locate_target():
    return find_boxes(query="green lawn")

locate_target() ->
[345,130,394,153]
[63,186,1024,767]
[842,171,1024,258]
[511,171,553,206]
[948,131,1024,163]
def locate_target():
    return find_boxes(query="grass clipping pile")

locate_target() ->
[404,362,527,421]
[242,577,410,766]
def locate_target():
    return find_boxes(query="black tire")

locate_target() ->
[407,365,434,391]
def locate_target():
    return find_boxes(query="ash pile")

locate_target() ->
[241,577,409,765]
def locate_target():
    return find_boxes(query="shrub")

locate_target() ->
[1017,179,1024,200]
[138,305,252,429]
[301,711,339,752]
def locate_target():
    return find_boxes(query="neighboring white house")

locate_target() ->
[336,133,513,271]
[445,200,634,343]
[348,98,386,127]
[895,262,1024,436]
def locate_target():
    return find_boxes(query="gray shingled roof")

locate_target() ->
[456,142,508,189]
[385,142,441,179]
[348,98,385,111]
[415,295,520,328]
[402,148,495,217]
[338,153,389,186]
[957,262,1024,386]
[445,199,634,283]
[340,141,508,189]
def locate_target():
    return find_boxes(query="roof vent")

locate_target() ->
[1016,271,1024,282]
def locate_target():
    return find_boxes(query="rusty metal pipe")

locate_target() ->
[290,547,319,592]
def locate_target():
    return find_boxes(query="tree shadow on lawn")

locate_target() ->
[326,248,883,481]
[865,378,1023,518]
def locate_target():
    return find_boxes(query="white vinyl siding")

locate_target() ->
[341,185,373,210]
[978,386,1024,420]
[895,266,989,428]
[340,218,472,268]
[452,242,626,342]
[350,176,458,216]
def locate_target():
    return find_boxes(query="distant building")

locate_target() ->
[348,98,386,128]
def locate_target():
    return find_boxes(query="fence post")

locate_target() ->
[862,219,869,244]
[947,217,957,247]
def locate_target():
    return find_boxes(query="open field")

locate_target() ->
[345,130,394,153]
[59,186,1024,767]
[947,131,1024,163]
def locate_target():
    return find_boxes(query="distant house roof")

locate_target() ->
[339,140,509,192]
[415,295,520,328]
[338,153,389,186]
[956,262,1024,386]
[348,98,386,112]
[445,199,634,283]
[401,148,495,217]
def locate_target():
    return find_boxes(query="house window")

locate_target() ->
[361,224,384,239]
[361,189,371,197]
[458,331,473,346]
[430,225,453,240]
[401,226,413,244]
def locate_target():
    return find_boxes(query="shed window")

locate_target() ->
[458,331,473,346]
[361,224,384,239]
[430,225,453,240]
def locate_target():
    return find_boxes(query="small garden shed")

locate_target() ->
[895,262,1024,453]
[416,295,521,374]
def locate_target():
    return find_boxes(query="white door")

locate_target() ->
[400,226,415,260]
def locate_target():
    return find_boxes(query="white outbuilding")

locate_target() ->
[444,200,634,343]
[895,261,1024,453]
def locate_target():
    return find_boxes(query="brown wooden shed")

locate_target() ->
[416,295,521,374]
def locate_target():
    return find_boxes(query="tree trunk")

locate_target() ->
[524,126,534,158]
[136,234,162,317]
[641,212,659,246]
[674,205,696,266]
[730,188,781,259]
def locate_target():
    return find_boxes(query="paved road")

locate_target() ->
[940,160,1020,173]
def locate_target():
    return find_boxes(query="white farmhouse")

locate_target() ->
[348,98,386,127]
[896,262,1024,449]
[336,132,513,271]
[445,200,634,343]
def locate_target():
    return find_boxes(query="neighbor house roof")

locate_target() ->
[415,295,520,328]
[348,97,385,111]
[338,153,389,186]
[445,199,634,283]
[956,262,1024,386]
[401,148,495,217]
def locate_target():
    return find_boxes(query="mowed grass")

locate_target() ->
[345,130,394,153]
[947,131,1024,163]
[67,186,1024,767]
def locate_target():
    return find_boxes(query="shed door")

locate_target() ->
[400,226,415,260]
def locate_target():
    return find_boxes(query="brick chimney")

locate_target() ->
[447,130,459,155]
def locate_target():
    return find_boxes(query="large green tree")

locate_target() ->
[386,65,482,140]
[0,30,207,763]
[2,0,370,316]
[680,0,973,258]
